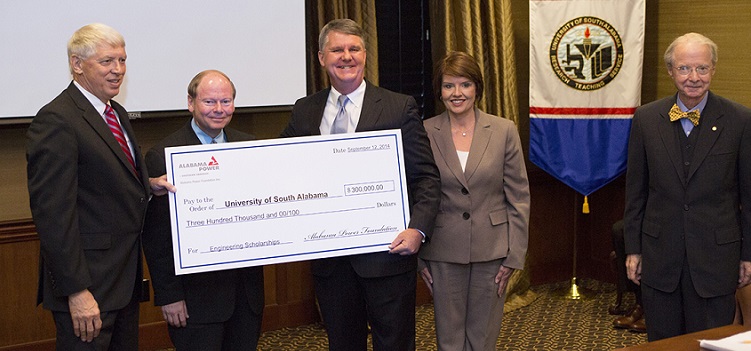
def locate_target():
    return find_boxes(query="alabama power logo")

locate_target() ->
[178,156,219,171]
[549,16,624,91]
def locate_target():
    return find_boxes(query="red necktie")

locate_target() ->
[104,105,137,175]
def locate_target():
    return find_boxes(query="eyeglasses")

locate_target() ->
[673,65,713,76]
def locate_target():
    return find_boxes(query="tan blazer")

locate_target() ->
[419,109,530,269]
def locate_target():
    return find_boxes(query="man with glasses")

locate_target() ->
[624,32,751,341]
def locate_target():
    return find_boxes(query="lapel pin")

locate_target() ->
[712,126,717,131]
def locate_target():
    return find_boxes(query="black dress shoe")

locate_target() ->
[613,304,644,329]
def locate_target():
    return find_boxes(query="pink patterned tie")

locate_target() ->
[104,105,137,175]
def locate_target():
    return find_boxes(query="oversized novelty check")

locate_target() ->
[165,129,410,275]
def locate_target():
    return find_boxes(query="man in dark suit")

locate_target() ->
[27,23,174,350]
[624,32,751,341]
[142,70,264,350]
[280,19,440,351]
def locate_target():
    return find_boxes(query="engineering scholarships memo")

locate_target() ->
[165,129,410,275]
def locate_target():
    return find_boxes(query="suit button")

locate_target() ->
[684,161,690,166]
[463,212,470,220]
[684,205,689,211]
[461,187,469,195]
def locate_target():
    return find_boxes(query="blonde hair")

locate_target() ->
[67,23,125,74]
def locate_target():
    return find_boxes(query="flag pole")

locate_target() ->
[554,193,595,300]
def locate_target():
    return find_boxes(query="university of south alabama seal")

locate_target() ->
[549,16,624,91]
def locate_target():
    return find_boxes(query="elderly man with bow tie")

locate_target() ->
[624,32,751,341]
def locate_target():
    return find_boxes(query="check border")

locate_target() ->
[165,129,409,274]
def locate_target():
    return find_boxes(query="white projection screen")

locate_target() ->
[0,0,306,119]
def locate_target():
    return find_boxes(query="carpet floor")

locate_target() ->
[253,279,648,350]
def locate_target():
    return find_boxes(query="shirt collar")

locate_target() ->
[676,92,709,114]
[191,119,226,144]
[73,80,108,115]
[331,80,366,109]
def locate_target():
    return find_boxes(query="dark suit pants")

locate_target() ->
[52,292,139,351]
[314,260,416,351]
[167,282,262,351]
[642,260,735,341]
[612,220,641,304]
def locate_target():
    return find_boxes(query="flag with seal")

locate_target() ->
[529,0,645,196]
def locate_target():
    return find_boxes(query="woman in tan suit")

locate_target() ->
[419,51,530,351]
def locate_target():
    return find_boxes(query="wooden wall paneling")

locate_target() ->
[0,124,32,222]
[576,177,626,283]
[525,169,623,287]
[261,262,318,331]
[231,110,292,140]
[0,238,54,347]
[525,168,578,285]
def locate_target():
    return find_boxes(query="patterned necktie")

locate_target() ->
[668,103,700,126]
[104,105,137,174]
[331,95,350,134]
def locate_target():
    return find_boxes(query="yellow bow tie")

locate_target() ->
[668,103,700,126]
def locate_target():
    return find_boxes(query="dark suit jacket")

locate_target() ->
[142,121,264,323]
[281,82,441,278]
[624,92,751,297]
[27,82,150,312]
[419,109,530,269]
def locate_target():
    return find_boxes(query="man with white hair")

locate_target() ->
[27,23,173,349]
[625,32,751,341]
